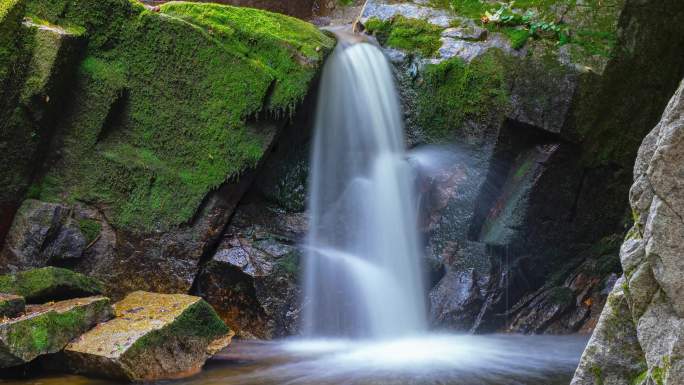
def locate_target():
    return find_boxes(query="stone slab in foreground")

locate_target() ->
[0,296,112,368]
[63,291,231,381]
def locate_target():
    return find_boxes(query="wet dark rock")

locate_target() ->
[429,268,486,330]
[196,203,306,339]
[0,200,86,273]
[0,296,112,369]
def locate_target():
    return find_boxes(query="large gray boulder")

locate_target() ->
[572,79,684,385]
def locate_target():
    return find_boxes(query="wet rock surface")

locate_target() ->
[0,296,112,369]
[196,202,306,339]
[572,79,684,385]
[362,0,684,337]
[61,291,230,381]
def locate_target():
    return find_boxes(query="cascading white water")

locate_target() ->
[302,40,427,339]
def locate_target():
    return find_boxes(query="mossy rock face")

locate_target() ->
[0,296,112,368]
[0,293,25,318]
[21,0,334,234]
[0,0,333,297]
[0,7,84,243]
[0,267,104,304]
[63,291,231,381]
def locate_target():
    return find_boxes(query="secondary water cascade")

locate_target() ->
[302,40,427,339]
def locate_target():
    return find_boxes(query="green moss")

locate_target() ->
[127,299,228,356]
[549,286,574,305]
[652,366,664,385]
[0,267,104,303]
[78,218,102,244]
[415,50,509,142]
[19,0,333,233]
[503,28,531,49]
[5,297,110,361]
[275,251,300,276]
[365,16,442,57]
[160,2,334,112]
[591,365,605,385]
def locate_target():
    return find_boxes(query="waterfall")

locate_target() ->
[302,41,427,339]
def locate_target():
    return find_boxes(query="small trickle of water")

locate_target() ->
[302,41,427,339]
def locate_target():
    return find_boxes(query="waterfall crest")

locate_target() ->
[302,41,427,339]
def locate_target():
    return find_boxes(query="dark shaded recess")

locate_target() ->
[468,118,564,242]
[243,71,321,211]
[575,0,684,169]
[95,89,130,144]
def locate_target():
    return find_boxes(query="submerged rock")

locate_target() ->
[62,291,230,381]
[0,296,112,368]
[0,267,104,304]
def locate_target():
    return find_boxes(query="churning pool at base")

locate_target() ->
[2,334,589,385]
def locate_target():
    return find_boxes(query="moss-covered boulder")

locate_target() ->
[0,296,112,368]
[0,267,104,304]
[0,0,334,297]
[0,293,25,318]
[0,1,84,244]
[62,291,231,381]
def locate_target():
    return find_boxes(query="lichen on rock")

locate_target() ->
[61,291,230,381]
[0,296,112,369]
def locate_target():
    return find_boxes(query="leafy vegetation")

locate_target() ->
[430,0,620,55]
[364,16,443,57]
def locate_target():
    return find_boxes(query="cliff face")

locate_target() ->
[0,0,334,298]
[358,0,684,335]
[571,79,684,385]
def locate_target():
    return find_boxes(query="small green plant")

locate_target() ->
[484,5,569,49]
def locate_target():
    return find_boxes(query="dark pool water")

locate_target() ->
[0,334,588,385]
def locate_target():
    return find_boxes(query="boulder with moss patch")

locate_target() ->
[0,267,104,303]
[0,0,334,297]
[0,296,112,368]
[61,291,231,381]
